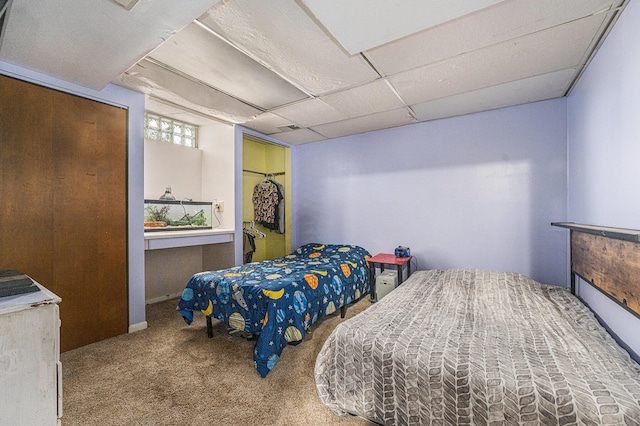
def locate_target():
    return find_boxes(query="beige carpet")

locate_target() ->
[61,296,375,425]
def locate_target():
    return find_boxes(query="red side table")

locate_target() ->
[368,253,413,302]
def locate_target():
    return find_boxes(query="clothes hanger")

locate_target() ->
[251,220,266,238]
[243,221,265,238]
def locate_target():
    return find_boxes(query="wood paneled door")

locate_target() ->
[0,75,128,352]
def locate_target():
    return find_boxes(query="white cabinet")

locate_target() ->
[0,283,61,425]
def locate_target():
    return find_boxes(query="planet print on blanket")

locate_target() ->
[304,274,318,289]
[293,291,307,314]
[176,243,372,378]
[216,281,230,303]
[284,326,302,342]
[331,276,343,294]
[326,301,336,315]
[181,287,194,301]
[229,312,245,331]
[266,353,279,370]
[341,263,351,277]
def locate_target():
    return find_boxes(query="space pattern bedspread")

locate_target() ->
[178,243,370,377]
[315,268,640,425]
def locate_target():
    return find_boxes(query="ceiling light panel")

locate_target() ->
[411,69,577,122]
[148,23,307,110]
[198,0,379,96]
[311,108,414,139]
[301,0,503,55]
[320,79,406,118]
[270,98,347,128]
[366,0,620,77]
[388,14,607,106]
[116,59,262,124]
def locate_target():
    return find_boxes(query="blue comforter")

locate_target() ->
[177,243,371,377]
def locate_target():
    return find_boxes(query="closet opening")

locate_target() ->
[242,134,291,262]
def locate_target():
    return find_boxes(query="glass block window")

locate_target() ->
[144,113,197,148]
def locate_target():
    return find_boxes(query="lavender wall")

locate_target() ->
[567,1,640,356]
[293,99,568,286]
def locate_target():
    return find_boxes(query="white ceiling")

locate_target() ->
[0,0,627,145]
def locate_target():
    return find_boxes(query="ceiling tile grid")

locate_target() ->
[136,0,625,144]
[197,0,380,96]
[410,68,578,122]
[3,0,626,144]
[364,0,619,77]
[0,0,220,90]
[388,14,609,106]
[320,79,407,118]
[270,98,347,128]
[299,0,503,55]
[147,22,307,109]
[240,112,295,135]
[311,108,415,140]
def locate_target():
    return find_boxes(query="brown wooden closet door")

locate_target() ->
[0,75,128,352]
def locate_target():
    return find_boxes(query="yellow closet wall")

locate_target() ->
[243,135,291,261]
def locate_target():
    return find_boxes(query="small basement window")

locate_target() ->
[144,112,198,148]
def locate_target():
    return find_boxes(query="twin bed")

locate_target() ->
[177,243,370,377]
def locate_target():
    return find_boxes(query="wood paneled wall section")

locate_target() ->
[0,75,128,351]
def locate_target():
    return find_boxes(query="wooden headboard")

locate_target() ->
[552,222,640,319]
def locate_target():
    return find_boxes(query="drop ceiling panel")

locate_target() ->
[1,0,626,140]
[0,0,219,90]
[366,0,620,76]
[270,98,347,128]
[320,79,406,118]
[300,0,503,55]
[145,96,223,126]
[389,13,607,106]
[240,112,296,135]
[148,23,306,110]
[269,128,326,145]
[116,59,261,123]
[312,108,414,140]
[197,0,379,96]
[411,69,577,122]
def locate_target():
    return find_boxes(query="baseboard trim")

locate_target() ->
[146,292,182,305]
[128,321,148,333]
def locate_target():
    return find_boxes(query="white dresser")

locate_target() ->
[0,281,62,425]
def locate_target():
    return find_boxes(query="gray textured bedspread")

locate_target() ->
[315,269,640,425]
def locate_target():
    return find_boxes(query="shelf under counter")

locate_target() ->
[144,228,235,250]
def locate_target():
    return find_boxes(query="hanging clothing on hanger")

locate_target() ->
[242,220,265,263]
[243,231,255,263]
[252,179,281,230]
[273,180,285,234]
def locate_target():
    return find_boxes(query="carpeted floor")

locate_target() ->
[61,296,375,425]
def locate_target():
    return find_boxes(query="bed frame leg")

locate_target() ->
[206,316,213,338]
[340,305,346,318]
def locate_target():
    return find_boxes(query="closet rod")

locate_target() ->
[242,169,285,176]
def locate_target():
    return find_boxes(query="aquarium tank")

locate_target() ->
[144,199,213,232]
